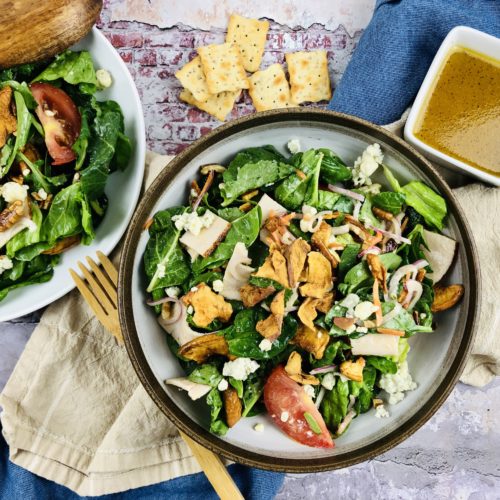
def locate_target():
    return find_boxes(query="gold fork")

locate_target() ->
[70,251,244,500]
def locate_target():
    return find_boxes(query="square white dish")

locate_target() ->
[404,26,500,187]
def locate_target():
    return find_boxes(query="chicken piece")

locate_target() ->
[291,324,329,360]
[256,290,285,341]
[340,357,365,382]
[311,221,339,268]
[316,292,334,314]
[253,249,289,288]
[182,282,233,328]
[299,251,333,299]
[284,237,310,288]
[284,351,320,385]
[240,284,275,307]
[178,333,229,364]
[223,387,242,427]
[297,297,319,330]
[0,86,17,148]
[431,284,464,312]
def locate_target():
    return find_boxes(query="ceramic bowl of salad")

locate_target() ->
[0,27,145,321]
[119,109,478,471]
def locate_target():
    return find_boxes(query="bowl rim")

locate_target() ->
[403,25,500,187]
[118,108,479,472]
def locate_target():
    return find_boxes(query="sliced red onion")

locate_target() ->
[347,394,356,412]
[404,279,423,310]
[148,297,183,325]
[412,259,429,270]
[315,386,326,408]
[388,264,418,297]
[331,224,350,235]
[336,409,356,436]
[147,296,180,307]
[327,184,365,202]
[192,170,214,211]
[367,224,411,245]
[310,364,336,375]
[381,301,403,324]
[358,246,381,258]
[352,200,362,220]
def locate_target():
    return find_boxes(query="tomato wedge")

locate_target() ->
[264,365,334,448]
[30,83,81,165]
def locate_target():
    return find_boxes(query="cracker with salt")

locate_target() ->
[248,63,292,111]
[180,88,240,122]
[175,56,210,102]
[226,14,269,73]
[197,43,249,94]
[285,50,332,104]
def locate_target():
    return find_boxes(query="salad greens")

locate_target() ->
[0,50,131,301]
[144,140,462,448]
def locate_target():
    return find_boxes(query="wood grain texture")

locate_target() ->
[0,0,102,68]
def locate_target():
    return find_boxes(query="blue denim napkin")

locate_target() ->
[328,0,500,124]
[0,426,283,500]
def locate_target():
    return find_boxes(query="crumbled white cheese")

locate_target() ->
[287,138,301,154]
[172,210,215,236]
[1,182,28,203]
[253,423,265,432]
[259,338,273,352]
[190,286,198,293]
[22,168,30,177]
[354,301,379,320]
[375,404,390,418]
[321,372,336,391]
[280,411,290,422]
[73,172,80,183]
[356,326,368,333]
[186,305,194,315]
[157,263,166,279]
[345,323,356,335]
[303,384,315,399]
[352,143,384,186]
[0,255,13,275]
[340,293,360,312]
[96,68,113,88]
[217,378,228,391]
[190,188,198,198]
[222,357,259,381]
[37,188,48,201]
[166,286,180,298]
[212,279,224,293]
[379,361,417,405]
[420,312,427,319]
[300,205,318,233]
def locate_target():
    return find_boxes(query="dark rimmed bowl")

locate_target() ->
[118,109,479,472]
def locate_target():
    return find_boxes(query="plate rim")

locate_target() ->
[0,27,146,322]
[118,108,479,472]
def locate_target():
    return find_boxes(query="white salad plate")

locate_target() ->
[0,27,145,322]
[119,110,478,471]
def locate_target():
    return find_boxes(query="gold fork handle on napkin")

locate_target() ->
[70,252,244,500]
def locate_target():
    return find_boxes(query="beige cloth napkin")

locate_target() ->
[0,140,498,497]
[0,152,204,497]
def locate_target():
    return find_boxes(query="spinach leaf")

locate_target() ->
[332,195,354,214]
[144,207,190,292]
[241,374,264,417]
[310,340,350,368]
[81,100,131,199]
[1,91,32,177]
[224,309,298,360]
[338,252,402,295]
[229,378,244,398]
[401,181,447,230]
[0,61,46,82]
[349,365,376,414]
[185,270,223,291]
[338,243,361,282]
[193,205,261,273]
[317,148,352,184]
[324,304,348,325]
[217,207,244,222]
[73,104,92,170]
[17,153,67,194]
[32,50,98,89]
[206,388,229,435]
[248,276,283,291]
[274,150,322,210]
[220,153,294,206]
[381,302,433,335]
[397,224,430,266]
[188,364,223,388]
[6,202,43,257]
[316,190,341,210]
[365,356,398,374]
[359,195,383,229]
[320,379,349,432]
[372,191,406,214]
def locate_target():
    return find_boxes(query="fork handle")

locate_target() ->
[179,431,244,500]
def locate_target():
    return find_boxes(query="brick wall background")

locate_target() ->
[97,6,364,155]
